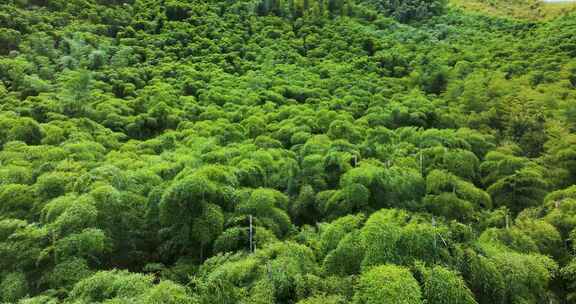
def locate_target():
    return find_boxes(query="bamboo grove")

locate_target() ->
[1,0,576,303]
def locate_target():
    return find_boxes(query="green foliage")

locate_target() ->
[0,221,48,273]
[414,263,477,304]
[294,274,354,301]
[0,0,574,301]
[487,167,548,214]
[0,271,29,303]
[67,270,194,303]
[7,118,43,145]
[35,172,79,201]
[542,186,576,237]
[462,251,506,304]
[364,0,447,22]
[297,294,345,304]
[159,166,237,259]
[0,28,21,55]
[515,217,562,257]
[425,169,491,221]
[322,230,364,275]
[319,214,365,255]
[59,70,93,116]
[360,209,451,267]
[353,264,422,304]
[215,225,278,254]
[561,259,576,303]
[44,196,98,236]
[0,184,37,220]
[44,258,92,290]
[325,161,425,216]
[139,281,197,304]
[237,188,293,237]
[492,251,557,303]
[54,228,109,261]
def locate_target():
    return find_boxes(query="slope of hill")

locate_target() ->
[0,0,576,303]
[451,0,576,20]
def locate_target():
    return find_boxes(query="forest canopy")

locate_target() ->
[0,0,576,303]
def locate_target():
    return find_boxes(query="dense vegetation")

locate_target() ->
[451,0,576,20]
[1,0,576,302]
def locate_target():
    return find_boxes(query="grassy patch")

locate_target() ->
[450,0,576,20]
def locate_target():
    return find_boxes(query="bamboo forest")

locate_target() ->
[1,0,576,303]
